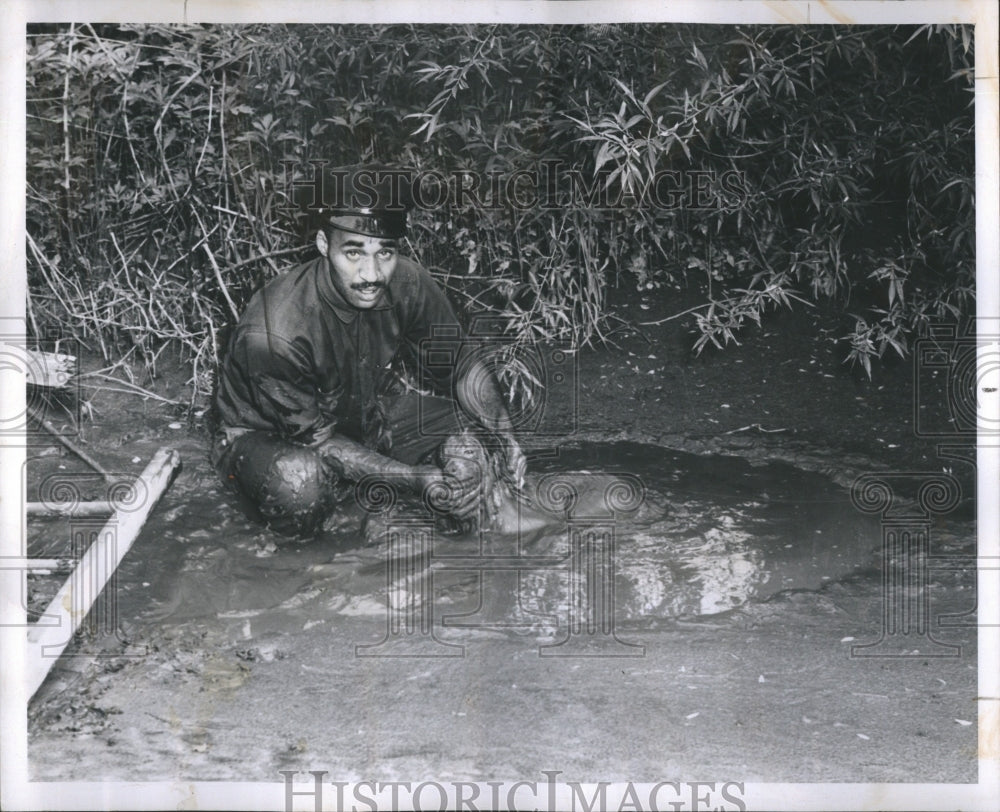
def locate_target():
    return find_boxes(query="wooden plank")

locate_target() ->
[26,501,114,517]
[0,558,74,573]
[25,559,74,573]
[25,447,181,698]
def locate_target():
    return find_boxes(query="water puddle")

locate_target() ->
[529,442,882,617]
[65,441,882,648]
[25,438,979,786]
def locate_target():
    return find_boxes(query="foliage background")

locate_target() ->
[25,23,974,403]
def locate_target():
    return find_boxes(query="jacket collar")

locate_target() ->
[313,256,395,323]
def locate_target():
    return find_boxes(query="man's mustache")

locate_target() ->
[351,281,385,291]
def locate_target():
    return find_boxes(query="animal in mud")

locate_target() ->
[363,429,647,543]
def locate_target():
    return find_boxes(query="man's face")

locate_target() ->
[316,228,399,309]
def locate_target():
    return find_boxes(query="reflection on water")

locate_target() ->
[107,442,881,642]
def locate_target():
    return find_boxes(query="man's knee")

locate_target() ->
[257,446,330,509]
[217,432,340,536]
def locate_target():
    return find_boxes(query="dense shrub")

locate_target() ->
[26,23,974,401]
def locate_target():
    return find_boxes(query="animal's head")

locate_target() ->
[435,429,507,533]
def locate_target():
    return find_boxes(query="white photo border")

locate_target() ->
[2,1,997,810]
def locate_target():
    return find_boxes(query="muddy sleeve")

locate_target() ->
[228,328,335,444]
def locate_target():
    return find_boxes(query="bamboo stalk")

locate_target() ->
[62,24,75,205]
[25,447,181,698]
[214,245,305,274]
[194,85,214,177]
[27,404,115,484]
[193,211,240,321]
[79,371,186,406]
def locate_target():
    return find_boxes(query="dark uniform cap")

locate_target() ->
[297,164,415,239]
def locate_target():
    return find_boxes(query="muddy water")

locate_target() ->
[106,441,881,646]
[27,437,979,785]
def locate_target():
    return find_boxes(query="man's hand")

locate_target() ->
[453,357,527,493]
[422,457,483,520]
[495,431,527,491]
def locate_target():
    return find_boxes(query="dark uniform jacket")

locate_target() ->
[215,255,462,449]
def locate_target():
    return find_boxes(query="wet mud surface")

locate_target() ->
[23,300,981,785]
[25,430,978,784]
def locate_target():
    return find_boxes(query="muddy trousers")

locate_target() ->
[211,394,463,538]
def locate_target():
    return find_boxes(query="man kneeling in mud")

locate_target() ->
[211,165,525,537]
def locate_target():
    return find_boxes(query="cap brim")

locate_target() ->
[326,212,407,239]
